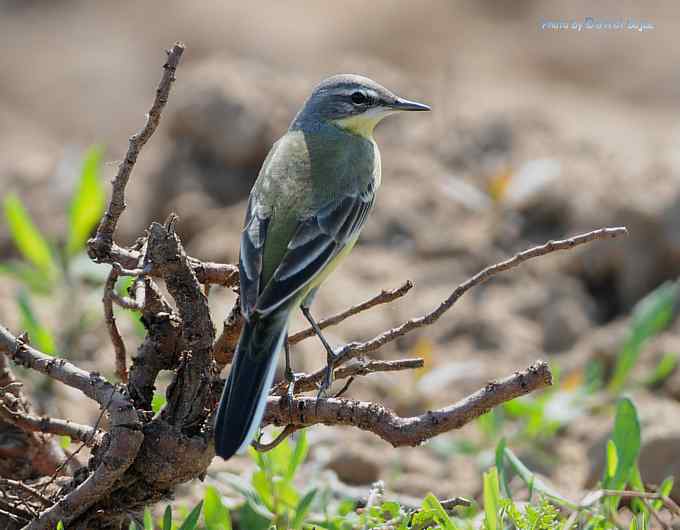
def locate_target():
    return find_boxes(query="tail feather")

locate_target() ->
[215,312,288,459]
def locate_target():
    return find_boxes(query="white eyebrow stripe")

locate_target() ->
[337,88,381,99]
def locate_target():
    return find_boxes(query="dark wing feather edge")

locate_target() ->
[253,191,374,315]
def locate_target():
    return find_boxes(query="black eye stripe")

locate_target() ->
[351,91,367,104]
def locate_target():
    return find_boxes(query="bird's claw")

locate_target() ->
[284,367,298,419]
[315,350,337,411]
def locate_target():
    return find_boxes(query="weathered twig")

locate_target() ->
[0,352,66,478]
[0,401,101,446]
[88,42,185,262]
[127,280,181,409]
[295,227,628,391]
[213,297,243,367]
[111,274,146,311]
[144,219,215,428]
[288,281,414,344]
[103,243,240,287]
[103,267,128,383]
[252,425,301,452]
[264,360,552,447]
[0,479,51,507]
[214,281,414,367]
[0,326,143,530]
[582,489,680,518]
[272,357,424,396]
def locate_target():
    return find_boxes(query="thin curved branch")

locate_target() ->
[252,425,301,452]
[103,267,128,383]
[0,351,66,477]
[288,280,414,344]
[272,357,424,395]
[0,326,143,530]
[297,227,628,391]
[88,42,185,262]
[214,281,414,367]
[0,479,52,507]
[0,403,101,446]
[104,243,240,287]
[111,274,145,311]
[263,361,552,447]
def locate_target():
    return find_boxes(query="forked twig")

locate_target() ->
[88,42,185,262]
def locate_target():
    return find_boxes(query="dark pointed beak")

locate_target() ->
[390,97,431,112]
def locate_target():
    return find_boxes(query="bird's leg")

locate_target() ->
[300,305,337,397]
[283,337,296,418]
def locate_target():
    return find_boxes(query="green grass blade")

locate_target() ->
[143,507,153,530]
[67,145,106,256]
[0,261,52,293]
[609,282,679,393]
[291,488,317,530]
[3,193,57,276]
[17,289,56,355]
[483,468,500,530]
[151,393,166,415]
[219,472,274,519]
[495,438,511,499]
[652,476,674,511]
[178,500,203,530]
[610,397,641,486]
[503,447,578,509]
[286,430,309,482]
[606,440,618,479]
[644,352,678,386]
[204,485,231,530]
[604,398,641,511]
[422,493,458,530]
[163,505,173,530]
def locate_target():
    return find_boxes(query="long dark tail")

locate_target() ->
[214,311,288,459]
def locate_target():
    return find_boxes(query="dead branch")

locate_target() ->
[104,243,240,287]
[88,42,185,262]
[272,357,424,395]
[214,280,413,368]
[0,402,101,446]
[127,279,182,409]
[144,218,215,428]
[0,326,143,530]
[0,479,51,507]
[213,296,243,367]
[111,274,146,311]
[288,280,414,344]
[252,425,301,452]
[0,353,66,479]
[263,360,552,447]
[292,227,628,392]
[103,267,128,383]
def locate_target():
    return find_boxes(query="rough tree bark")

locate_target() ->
[0,42,628,529]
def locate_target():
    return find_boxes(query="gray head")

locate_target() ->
[290,74,430,135]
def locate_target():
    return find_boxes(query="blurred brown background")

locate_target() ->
[2,0,680,504]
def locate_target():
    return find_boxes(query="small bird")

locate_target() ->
[215,74,430,459]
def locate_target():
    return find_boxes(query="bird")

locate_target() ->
[215,74,430,460]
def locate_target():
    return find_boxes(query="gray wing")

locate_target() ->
[239,185,375,319]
